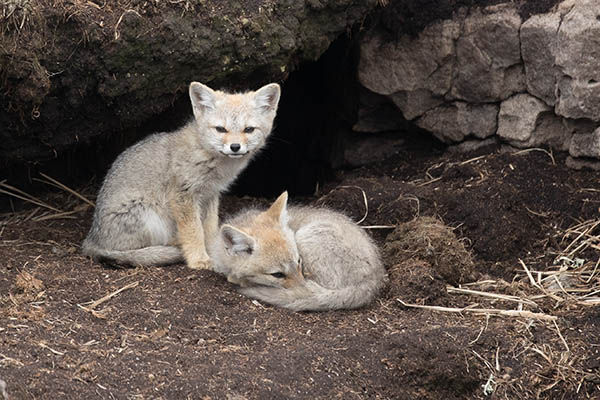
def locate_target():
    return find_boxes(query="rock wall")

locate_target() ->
[358,0,600,168]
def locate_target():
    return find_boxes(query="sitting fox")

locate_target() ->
[82,82,281,268]
[210,192,387,311]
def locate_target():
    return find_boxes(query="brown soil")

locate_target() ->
[1,143,600,399]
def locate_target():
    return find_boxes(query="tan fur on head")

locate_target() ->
[188,82,281,158]
[259,191,288,226]
[215,190,300,288]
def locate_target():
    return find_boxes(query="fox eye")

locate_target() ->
[243,126,255,133]
[270,272,286,279]
[215,126,228,133]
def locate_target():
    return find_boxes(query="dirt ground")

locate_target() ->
[1,139,599,399]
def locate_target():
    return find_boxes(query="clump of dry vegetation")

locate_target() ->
[384,216,475,285]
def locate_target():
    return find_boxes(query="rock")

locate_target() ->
[555,0,600,120]
[358,17,460,121]
[497,93,572,149]
[520,11,561,106]
[359,5,526,115]
[355,0,600,162]
[353,88,408,133]
[358,19,459,96]
[521,0,600,122]
[498,93,547,143]
[450,5,524,102]
[566,156,600,170]
[447,137,499,153]
[416,102,498,143]
[389,89,445,121]
[532,113,572,151]
[569,129,600,158]
[562,117,597,136]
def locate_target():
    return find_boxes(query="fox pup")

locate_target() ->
[209,192,387,311]
[82,82,281,268]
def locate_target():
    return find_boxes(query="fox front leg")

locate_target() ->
[202,196,220,249]
[171,194,212,270]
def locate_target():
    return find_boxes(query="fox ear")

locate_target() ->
[221,225,255,255]
[189,82,216,113]
[265,191,289,227]
[254,83,281,112]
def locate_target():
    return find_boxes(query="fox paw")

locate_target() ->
[188,258,212,270]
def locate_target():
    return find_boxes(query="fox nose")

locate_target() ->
[230,143,241,152]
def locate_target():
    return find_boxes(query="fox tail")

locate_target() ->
[82,243,183,267]
[240,278,384,312]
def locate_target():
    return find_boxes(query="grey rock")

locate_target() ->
[498,93,571,149]
[497,93,550,142]
[555,0,600,120]
[389,89,445,121]
[354,0,600,161]
[556,76,600,121]
[416,102,498,143]
[569,128,600,158]
[520,12,561,106]
[450,5,524,102]
[358,19,460,96]
[562,117,597,136]
[447,137,499,153]
[533,113,572,151]
[566,156,600,170]
[353,89,407,133]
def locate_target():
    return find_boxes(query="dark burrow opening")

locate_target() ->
[0,33,436,212]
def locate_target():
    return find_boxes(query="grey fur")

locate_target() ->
[210,203,387,311]
[82,83,280,267]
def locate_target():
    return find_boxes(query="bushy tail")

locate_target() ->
[81,243,183,267]
[240,278,384,312]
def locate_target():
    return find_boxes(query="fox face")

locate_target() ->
[189,82,281,158]
[219,192,305,289]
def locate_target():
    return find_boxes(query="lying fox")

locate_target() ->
[82,82,280,268]
[210,192,386,311]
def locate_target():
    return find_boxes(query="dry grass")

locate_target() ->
[0,174,93,225]
[392,214,600,398]
[518,218,600,305]
[1,0,35,33]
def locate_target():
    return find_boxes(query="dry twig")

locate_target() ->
[35,172,95,207]
[396,299,557,321]
[79,281,139,310]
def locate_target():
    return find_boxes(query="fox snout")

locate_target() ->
[221,133,248,158]
[283,263,306,289]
